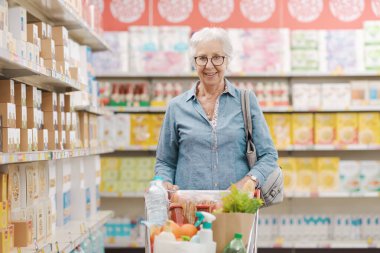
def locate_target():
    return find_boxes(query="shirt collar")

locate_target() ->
[185,78,237,102]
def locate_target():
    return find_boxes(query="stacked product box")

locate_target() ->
[228,29,290,74]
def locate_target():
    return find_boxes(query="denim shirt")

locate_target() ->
[155,79,278,190]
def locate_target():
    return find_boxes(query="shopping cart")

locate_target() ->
[144,189,260,253]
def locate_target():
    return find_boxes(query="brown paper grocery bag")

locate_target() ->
[212,213,255,253]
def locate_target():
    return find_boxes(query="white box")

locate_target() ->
[322,83,351,110]
[56,159,71,226]
[21,163,39,207]
[37,161,49,199]
[8,6,27,41]
[360,161,380,192]
[46,195,56,236]
[339,161,361,192]
[48,160,56,197]
[84,155,100,217]
[16,39,26,59]
[70,157,87,220]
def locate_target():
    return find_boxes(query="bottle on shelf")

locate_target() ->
[145,176,169,226]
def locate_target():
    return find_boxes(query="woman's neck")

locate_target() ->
[197,81,225,99]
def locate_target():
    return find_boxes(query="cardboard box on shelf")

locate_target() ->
[56,60,69,75]
[71,112,78,131]
[8,6,27,42]
[44,111,58,131]
[44,59,56,71]
[58,112,65,132]
[37,129,48,151]
[27,107,38,129]
[20,129,32,152]
[55,45,68,61]
[337,113,358,145]
[40,39,55,59]
[27,24,38,45]
[65,112,71,131]
[13,220,32,247]
[16,39,26,59]
[78,112,89,148]
[0,103,16,128]
[271,114,292,149]
[0,80,15,104]
[1,164,26,210]
[14,82,26,106]
[22,163,38,207]
[42,92,57,112]
[32,128,38,151]
[36,205,45,242]
[65,130,75,150]
[7,32,17,55]
[15,128,20,152]
[37,90,42,110]
[64,95,73,112]
[38,110,43,130]
[34,22,47,39]
[61,130,66,149]
[1,128,15,152]
[0,174,6,202]
[26,85,38,108]
[48,130,58,150]
[360,161,380,192]
[58,94,65,113]
[52,26,68,47]
[16,105,27,129]
[69,67,79,80]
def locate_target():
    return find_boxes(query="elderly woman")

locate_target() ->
[155,27,278,191]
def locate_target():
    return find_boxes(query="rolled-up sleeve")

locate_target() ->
[155,102,179,184]
[247,92,278,188]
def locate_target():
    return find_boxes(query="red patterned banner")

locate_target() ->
[101,0,380,31]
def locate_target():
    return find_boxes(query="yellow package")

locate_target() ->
[296,158,318,193]
[271,114,292,149]
[315,113,336,145]
[264,113,274,136]
[130,114,151,146]
[317,157,340,192]
[292,113,314,145]
[100,158,120,181]
[278,157,297,193]
[149,114,165,146]
[336,113,358,145]
[358,113,380,145]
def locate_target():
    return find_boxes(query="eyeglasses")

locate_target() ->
[194,55,226,66]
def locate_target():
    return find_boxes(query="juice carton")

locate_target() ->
[100,158,120,181]
[317,157,340,192]
[271,114,292,149]
[264,114,274,138]
[339,160,361,192]
[336,113,358,145]
[358,113,380,145]
[149,114,165,146]
[278,157,297,194]
[296,158,318,193]
[130,114,151,146]
[292,113,314,145]
[315,113,336,145]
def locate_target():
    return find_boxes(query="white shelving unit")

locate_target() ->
[11,211,113,253]
[9,0,109,51]
[258,240,380,249]
[100,192,145,198]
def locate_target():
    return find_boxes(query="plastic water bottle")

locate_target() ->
[223,233,247,253]
[145,176,169,226]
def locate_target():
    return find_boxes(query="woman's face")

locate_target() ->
[194,40,227,87]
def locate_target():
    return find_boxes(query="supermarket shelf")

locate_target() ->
[279,145,380,151]
[75,105,114,116]
[105,106,380,113]
[0,147,114,165]
[9,0,108,51]
[105,244,145,249]
[100,192,145,198]
[258,240,380,249]
[96,71,380,79]
[100,191,380,199]
[12,210,113,253]
[0,48,81,92]
[286,192,380,198]
[113,145,380,152]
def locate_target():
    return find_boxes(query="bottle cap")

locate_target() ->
[234,233,243,239]
[153,176,163,181]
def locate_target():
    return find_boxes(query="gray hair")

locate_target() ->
[189,27,233,59]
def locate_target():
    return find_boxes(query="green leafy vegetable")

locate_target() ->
[221,185,263,213]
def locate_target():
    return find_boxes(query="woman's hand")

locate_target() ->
[229,176,257,192]
[162,182,179,191]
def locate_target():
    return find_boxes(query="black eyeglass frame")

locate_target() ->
[194,55,226,66]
